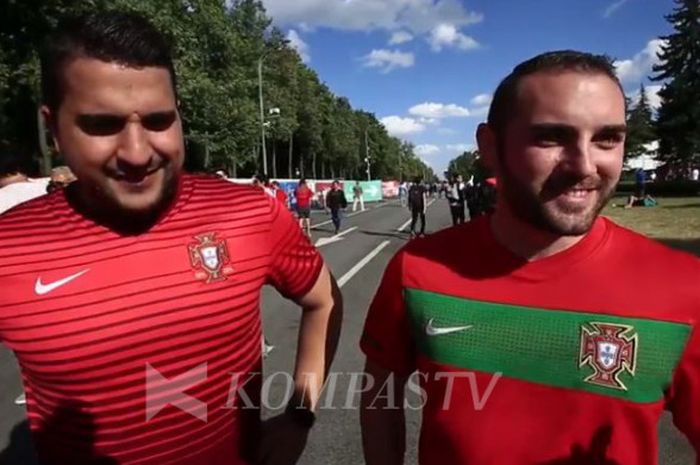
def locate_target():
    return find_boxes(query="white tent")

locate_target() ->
[625,141,664,170]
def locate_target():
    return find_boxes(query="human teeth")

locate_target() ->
[566,190,588,198]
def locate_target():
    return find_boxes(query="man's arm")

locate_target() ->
[361,360,408,465]
[292,265,343,409]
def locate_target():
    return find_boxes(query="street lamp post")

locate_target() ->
[258,57,267,176]
[365,129,371,181]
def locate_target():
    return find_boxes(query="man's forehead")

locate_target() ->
[515,71,626,123]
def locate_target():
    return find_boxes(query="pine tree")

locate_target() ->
[625,83,656,159]
[651,0,700,163]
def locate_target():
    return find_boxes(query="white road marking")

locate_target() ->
[337,241,391,288]
[315,226,358,247]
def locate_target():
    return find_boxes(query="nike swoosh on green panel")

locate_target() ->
[404,288,692,403]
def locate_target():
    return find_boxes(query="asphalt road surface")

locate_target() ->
[0,198,695,464]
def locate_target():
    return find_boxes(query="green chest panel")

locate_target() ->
[405,288,692,403]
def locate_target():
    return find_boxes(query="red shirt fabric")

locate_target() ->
[295,186,313,209]
[0,174,323,465]
[361,215,700,465]
[275,188,288,207]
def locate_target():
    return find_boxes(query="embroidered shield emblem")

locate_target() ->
[579,322,638,391]
[188,232,234,283]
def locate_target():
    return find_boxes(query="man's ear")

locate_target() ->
[40,105,60,154]
[476,123,499,176]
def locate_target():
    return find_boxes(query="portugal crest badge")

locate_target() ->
[188,232,234,283]
[579,322,638,391]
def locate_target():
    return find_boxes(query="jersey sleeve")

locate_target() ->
[266,196,323,301]
[360,250,416,377]
[668,324,700,458]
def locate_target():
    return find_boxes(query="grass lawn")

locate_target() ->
[603,196,700,256]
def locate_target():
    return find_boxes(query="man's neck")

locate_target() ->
[490,208,586,261]
[67,182,177,235]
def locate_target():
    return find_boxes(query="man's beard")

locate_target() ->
[499,160,616,237]
[69,165,179,234]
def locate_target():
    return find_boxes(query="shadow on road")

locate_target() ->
[361,230,407,240]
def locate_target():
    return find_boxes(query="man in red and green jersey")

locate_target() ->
[0,11,342,465]
[360,50,700,465]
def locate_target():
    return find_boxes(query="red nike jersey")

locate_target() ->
[361,216,700,465]
[0,174,323,465]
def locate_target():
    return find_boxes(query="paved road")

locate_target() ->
[0,199,695,464]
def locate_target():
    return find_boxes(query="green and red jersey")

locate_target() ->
[361,215,700,465]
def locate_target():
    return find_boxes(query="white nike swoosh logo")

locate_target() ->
[35,269,89,296]
[425,318,473,337]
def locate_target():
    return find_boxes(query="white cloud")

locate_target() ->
[603,0,629,18]
[380,116,425,137]
[362,49,415,73]
[470,93,492,106]
[409,102,470,119]
[389,31,414,45]
[415,144,441,157]
[628,84,663,111]
[287,30,310,63]
[417,117,440,126]
[469,106,490,118]
[262,0,483,35]
[446,143,474,153]
[614,39,666,83]
[428,23,480,52]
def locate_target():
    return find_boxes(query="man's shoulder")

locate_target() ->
[399,218,485,262]
[187,174,270,204]
[603,217,700,276]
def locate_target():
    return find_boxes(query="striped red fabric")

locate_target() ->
[0,174,323,465]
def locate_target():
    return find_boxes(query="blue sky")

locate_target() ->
[262,0,674,176]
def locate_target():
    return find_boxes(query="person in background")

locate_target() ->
[352,181,364,212]
[408,176,427,238]
[0,155,48,214]
[295,178,313,237]
[446,174,466,225]
[325,180,347,235]
[271,180,288,208]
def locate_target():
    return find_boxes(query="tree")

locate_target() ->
[625,83,656,159]
[651,0,700,163]
[446,150,489,181]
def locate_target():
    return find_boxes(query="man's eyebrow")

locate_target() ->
[596,124,627,133]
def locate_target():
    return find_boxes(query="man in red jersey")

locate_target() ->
[295,178,314,237]
[360,51,700,465]
[0,11,342,465]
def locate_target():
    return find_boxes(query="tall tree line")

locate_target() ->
[0,0,434,180]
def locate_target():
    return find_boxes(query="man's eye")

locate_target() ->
[533,133,563,147]
[77,115,125,136]
[594,133,624,148]
[142,112,177,132]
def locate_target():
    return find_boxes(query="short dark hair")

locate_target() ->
[487,50,623,135]
[40,11,177,112]
[0,154,33,178]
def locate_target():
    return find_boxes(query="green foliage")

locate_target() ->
[0,0,433,179]
[651,0,700,163]
[446,150,489,182]
[625,83,656,159]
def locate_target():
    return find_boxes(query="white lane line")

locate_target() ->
[396,199,436,232]
[310,201,397,230]
[315,226,358,247]
[337,241,391,288]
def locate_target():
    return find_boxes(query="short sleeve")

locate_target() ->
[267,197,323,300]
[360,251,416,376]
[667,324,700,459]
